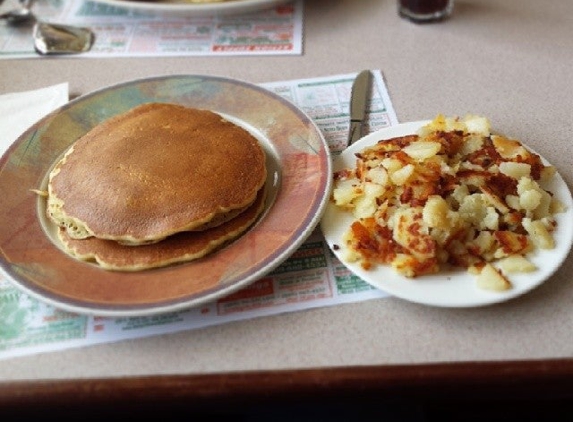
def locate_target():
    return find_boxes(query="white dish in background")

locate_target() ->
[88,0,293,16]
[320,121,573,308]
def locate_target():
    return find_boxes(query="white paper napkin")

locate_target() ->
[0,83,69,156]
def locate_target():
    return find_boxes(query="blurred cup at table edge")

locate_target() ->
[398,0,453,23]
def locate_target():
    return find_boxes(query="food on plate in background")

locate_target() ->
[40,102,267,271]
[331,114,566,291]
[129,1,234,3]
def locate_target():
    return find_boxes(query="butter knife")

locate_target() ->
[348,70,372,145]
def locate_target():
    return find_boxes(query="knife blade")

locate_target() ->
[348,70,372,145]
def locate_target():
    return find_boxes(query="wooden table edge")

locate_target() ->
[2,358,573,411]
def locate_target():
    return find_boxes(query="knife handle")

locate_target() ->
[348,120,364,145]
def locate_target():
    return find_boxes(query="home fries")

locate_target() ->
[331,114,566,291]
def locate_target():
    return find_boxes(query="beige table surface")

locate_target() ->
[0,0,572,386]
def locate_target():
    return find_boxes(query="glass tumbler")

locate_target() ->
[398,0,454,23]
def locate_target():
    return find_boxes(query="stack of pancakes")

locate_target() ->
[45,102,267,271]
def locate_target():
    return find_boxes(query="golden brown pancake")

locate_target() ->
[47,103,267,244]
[57,187,266,271]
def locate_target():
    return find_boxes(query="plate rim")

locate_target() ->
[320,120,573,308]
[0,74,332,317]
[87,0,293,15]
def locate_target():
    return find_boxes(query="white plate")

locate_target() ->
[88,0,292,16]
[320,121,573,308]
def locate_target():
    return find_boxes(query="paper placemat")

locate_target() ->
[0,70,397,360]
[0,0,302,58]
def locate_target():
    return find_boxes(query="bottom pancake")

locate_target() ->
[115,201,253,246]
[58,188,266,272]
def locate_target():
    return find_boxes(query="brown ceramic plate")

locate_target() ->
[0,75,331,317]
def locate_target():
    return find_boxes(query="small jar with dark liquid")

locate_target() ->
[398,0,453,23]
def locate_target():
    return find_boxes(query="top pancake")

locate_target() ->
[47,102,267,244]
